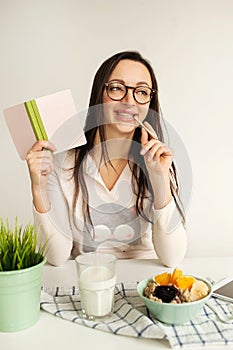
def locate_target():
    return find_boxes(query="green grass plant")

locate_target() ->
[0,218,46,271]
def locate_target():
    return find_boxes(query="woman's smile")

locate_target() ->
[114,108,138,123]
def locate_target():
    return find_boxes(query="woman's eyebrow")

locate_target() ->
[108,79,150,86]
[108,78,125,83]
[136,81,150,86]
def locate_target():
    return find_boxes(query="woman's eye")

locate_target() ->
[137,89,149,96]
[111,86,120,91]
[109,85,124,92]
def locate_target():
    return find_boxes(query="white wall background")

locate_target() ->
[0,0,233,257]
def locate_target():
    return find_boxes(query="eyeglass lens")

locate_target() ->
[106,82,153,104]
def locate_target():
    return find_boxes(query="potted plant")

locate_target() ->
[0,218,46,332]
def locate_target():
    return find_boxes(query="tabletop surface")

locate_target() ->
[1,256,233,350]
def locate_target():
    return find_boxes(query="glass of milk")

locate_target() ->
[75,253,117,319]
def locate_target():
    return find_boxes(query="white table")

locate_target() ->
[1,257,233,350]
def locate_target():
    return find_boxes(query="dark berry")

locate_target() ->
[153,285,180,303]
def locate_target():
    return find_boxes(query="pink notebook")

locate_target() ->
[4,90,86,159]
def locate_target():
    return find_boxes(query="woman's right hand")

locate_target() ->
[26,140,56,192]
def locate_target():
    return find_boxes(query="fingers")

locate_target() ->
[26,140,56,167]
[141,143,172,162]
[140,127,149,146]
[26,141,55,184]
[140,129,173,163]
[26,146,53,163]
[27,151,53,175]
[140,121,158,146]
[153,144,173,162]
[143,121,159,139]
[27,151,53,166]
[28,140,57,153]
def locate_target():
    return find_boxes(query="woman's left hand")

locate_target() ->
[140,121,173,176]
[140,121,173,208]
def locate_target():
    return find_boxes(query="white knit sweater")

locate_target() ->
[34,150,187,267]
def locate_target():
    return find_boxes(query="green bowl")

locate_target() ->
[137,277,212,324]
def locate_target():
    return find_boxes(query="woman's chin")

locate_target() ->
[104,120,136,137]
[115,122,136,135]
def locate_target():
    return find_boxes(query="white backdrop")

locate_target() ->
[0,0,233,258]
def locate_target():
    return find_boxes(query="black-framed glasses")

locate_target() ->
[104,81,156,105]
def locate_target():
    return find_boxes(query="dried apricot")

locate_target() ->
[176,276,195,290]
[154,272,171,285]
[171,268,183,285]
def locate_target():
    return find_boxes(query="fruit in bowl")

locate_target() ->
[137,268,212,324]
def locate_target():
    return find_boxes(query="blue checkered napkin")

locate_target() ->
[40,283,165,340]
[160,297,233,349]
[40,283,233,349]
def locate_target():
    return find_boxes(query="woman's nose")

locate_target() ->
[122,88,135,105]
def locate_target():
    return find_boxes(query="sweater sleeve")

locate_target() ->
[33,155,73,266]
[151,199,187,268]
[33,206,73,266]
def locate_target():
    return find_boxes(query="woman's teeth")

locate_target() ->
[116,112,135,120]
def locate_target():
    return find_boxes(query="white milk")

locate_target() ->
[79,265,116,318]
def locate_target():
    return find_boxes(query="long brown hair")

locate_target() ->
[72,51,185,226]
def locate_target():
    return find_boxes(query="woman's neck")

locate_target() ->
[93,128,133,161]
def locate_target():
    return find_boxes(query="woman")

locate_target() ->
[26,51,187,267]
